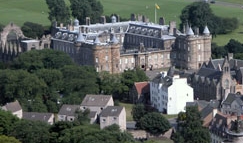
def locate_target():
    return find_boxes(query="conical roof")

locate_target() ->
[111,35,118,44]
[187,27,194,36]
[203,25,210,35]
[94,36,101,45]
[76,33,85,43]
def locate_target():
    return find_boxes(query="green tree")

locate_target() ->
[69,0,103,24]
[21,22,44,39]
[211,43,226,59]
[131,104,147,127]
[172,106,210,143]
[140,112,171,135]
[0,110,19,136]
[46,0,70,24]
[180,2,214,33]
[224,39,243,54]
[10,120,50,143]
[0,135,21,143]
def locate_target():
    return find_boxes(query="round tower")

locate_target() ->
[110,34,120,73]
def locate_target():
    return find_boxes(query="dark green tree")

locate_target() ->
[0,110,19,136]
[46,0,70,24]
[10,120,50,143]
[21,22,44,39]
[131,104,147,127]
[224,39,243,54]
[140,112,171,135]
[211,43,226,59]
[172,106,210,143]
[69,0,103,24]
[180,2,214,33]
[180,2,238,35]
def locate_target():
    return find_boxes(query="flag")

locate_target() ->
[155,3,160,9]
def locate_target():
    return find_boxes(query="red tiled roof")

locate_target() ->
[134,82,150,95]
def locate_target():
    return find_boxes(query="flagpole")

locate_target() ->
[155,6,156,24]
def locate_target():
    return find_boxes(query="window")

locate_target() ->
[102,119,106,122]
[198,44,201,50]
[198,55,201,61]
[125,58,128,64]
[120,59,122,64]
[167,54,170,59]
[96,57,98,63]
[131,58,134,63]
[188,57,190,62]
[105,56,108,61]
[113,117,117,120]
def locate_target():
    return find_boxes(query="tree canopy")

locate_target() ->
[180,2,239,35]
[172,106,210,143]
[21,22,44,39]
[70,0,103,24]
[46,0,70,24]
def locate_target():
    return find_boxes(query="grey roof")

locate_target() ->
[222,93,243,105]
[23,112,53,122]
[1,100,22,112]
[200,100,219,119]
[81,94,112,107]
[210,113,228,138]
[111,34,118,44]
[203,26,210,35]
[196,67,222,80]
[76,33,85,43]
[152,73,173,87]
[100,106,124,117]
[186,27,194,36]
[94,36,101,44]
[58,104,80,116]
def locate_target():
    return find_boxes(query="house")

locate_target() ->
[23,112,54,125]
[58,104,80,121]
[80,94,114,115]
[221,93,243,115]
[1,100,22,119]
[129,82,150,104]
[88,111,98,124]
[150,67,194,114]
[99,106,126,131]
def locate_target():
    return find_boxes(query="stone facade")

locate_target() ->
[0,23,51,62]
[51,15,212,73]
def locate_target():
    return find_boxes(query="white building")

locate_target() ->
[150,67,194,114]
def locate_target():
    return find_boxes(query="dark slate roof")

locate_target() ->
[23,112,53,122]
[223,93,243,105]
[2,100,22,112]
[200,100,219,119]
[58,104,80,116]
[196,67,222,80]
[100,106,124,117]
[81,95,112,107]
[152,73,173,87]
[211,59,224,70]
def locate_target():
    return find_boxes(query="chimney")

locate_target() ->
[228,53,233,60]
[117,15,120,22]
[86,17,90,25]
[130,13,136,21]
[60,23,63,28]
[173,28,177,36]
[100,16,106,24]
[159,17,165,25]
[169,21,176,35]
[137,14,142,22]
[81,26,84,33]
[142,15,146,22]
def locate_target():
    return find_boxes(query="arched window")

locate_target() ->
[224,79,229,89]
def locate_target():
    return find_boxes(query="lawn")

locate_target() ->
[119,102,134,121]
[1,0,243,45]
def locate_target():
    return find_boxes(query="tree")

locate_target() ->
[139,112,171,135]
[21,22,44,39]
[0,135,21,143]
[172,106,210,143]
[132,104,147,127]
[69,0,103,24]
[180,2,238,35]
[10,120,50,143]
[180,2,214,33]
[0,110,19,136]
[224,39,243,54]
[46,0,70,24]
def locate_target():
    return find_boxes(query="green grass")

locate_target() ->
[119,102,133,121]
[1,0,243,45]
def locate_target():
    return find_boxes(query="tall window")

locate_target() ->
[96,57,98,63]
